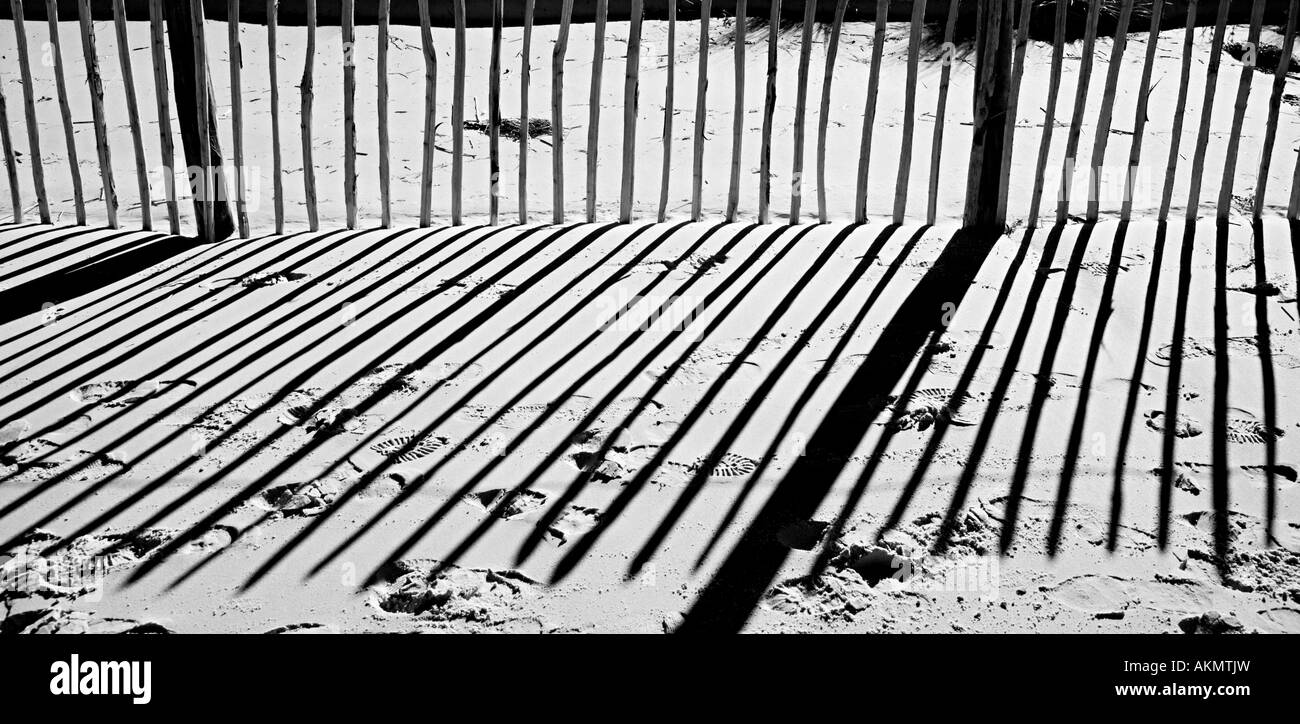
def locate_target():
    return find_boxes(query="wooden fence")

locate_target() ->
[3,0,1300,238]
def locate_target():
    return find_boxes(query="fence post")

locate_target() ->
[962,0,1013,230]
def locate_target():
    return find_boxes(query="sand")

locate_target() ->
[1,18,1299,633]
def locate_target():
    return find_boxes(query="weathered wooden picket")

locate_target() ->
[3,1,1300,238]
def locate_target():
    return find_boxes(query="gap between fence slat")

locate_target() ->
[757,0,777,223]
[819,0,848,224]
[10,0,50,223]
[0,82,20,223]
[658,0,675,222]
[1258,0,1299,218]
[45,0,85,225]
[1085,0,1133,222]
[691,0,711,222]
[1159,0,1198,220]
[520,0,534,224]
[418,0,435,226]
[620,0,643,223]
[553,0,573,223]
[79,0,117,228]
[112,0,151,230]
[791,0,816,224]
[1217,0,1267,220]
[1185,0,1231,222]
[726,0,745,222]
[1120,0,1165,223]
[1055,0,1101,224]
[228,0,248,237]
[892,0,926,225]
[489,0,502,225]
[1026,0,1067,227]
[994,0,1031,223]
[926,0,961,226]
[267,0,283,233]
[854,0,888,224]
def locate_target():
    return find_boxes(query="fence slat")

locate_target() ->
[1217,0,1267,220]
[342,0,356,229]
[78,0,117,228]
[791,0,816,224]
[227,0,248,237]
[994,0,1031,222]
[1120,0,1164,222]
[378,0,390,228]
[553,0,573,223]
[620,0,643,223]
[0,82,20,223]
[691,0,710,222]
[726,0,745,221]
[191,0,213,241]
[110,0,151,230]
[1185,0,1231,222]
[1026,0,1067,227]
[45,0,85,225]
[1055,0,1101,223]
[417,0,435,226]
[854,0,889,224]
[892,0,926,225]
[1256,0,1299,218]
[146,0,178,233]
[10,0,50,223]
[757,0,777,223]
[520,0,534,224]
[819,0,848,223]
[926,0,960,225]
[586,0,608,221]
[658,0,675,222]
[1158,0,1198,220]
[267,0,283,233]
[1085,0,1133,222]
[452,0,465,225]
[489,0,502,225]
[301,0,318,231]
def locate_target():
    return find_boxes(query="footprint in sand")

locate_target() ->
[1149,335,1300,369]
[369,559,538,624]
[1047,574,1217,618]
[460,487,603,545]
[661,452,761,484]
[362,432,451,466]
[1144,410,1204,438]
[1,527,174,600]
[885,388,983,431]
[69,379,197,408]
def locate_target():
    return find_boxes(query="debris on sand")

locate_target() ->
[463,117,552,141]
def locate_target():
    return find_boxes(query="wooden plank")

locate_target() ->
[1026,0,1067,227]
[227,0,247,237]
[78,0,117,228]
[1256,0,1299,218]
[190,0,213,241]
[378,0,391,227]
[10,0,50,223]
[1184,0,1231,222]
[452,0,465,225]
[620,0,643,222]
[926,0,960,225]
[0,82,20,223]
[1085,0,1133,222]
[45,0,85,225]
[1055,0,1101,223]
[520,0,534,224]
[891,0,927,225]
[146,0,178,233]
[553,0,574,223]
[726,0,745,222]
[267,0,283,233]
[756,0,777,223]
[691,0,710,221]
[1158,0,1198,220]
[657,0,675,222]
[791,0,816,223]
[110,0,151,230]
[489,0,502,225]
[342,0,356,229]
[819,0,849,223]
[994,0,1031,222]
[301,0,318,230]
[854,0,889,224]
[1216,0,1267,220]
[1120,0,1165,222]
[586,0,608,221]
[417,0,435,227]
